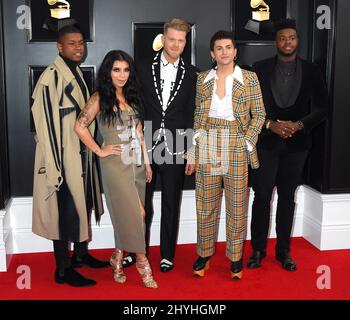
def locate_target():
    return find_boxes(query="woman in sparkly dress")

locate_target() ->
[74,50,157,288]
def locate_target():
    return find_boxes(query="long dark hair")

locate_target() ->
[96,50,144,126]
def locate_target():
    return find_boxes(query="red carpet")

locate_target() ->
[0,238,349,300]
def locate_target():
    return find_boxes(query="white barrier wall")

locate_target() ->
[1,186,350,271]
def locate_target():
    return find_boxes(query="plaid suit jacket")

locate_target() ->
[192,67,266,169]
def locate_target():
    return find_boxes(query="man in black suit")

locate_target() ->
[123,18,197,272]
[247,19,328,271]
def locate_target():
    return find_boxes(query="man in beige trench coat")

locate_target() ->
[31,25,107,287]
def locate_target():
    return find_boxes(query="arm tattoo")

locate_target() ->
[77,110,92,129]
[77,94,98,129]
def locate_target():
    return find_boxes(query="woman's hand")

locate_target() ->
[139,202,146,220]
[185,163,196,176]
[97,144,122,158]
[145,164,152,183]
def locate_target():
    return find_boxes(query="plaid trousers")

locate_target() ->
[195,117,249,262]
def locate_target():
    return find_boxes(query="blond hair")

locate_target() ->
[164,18,191,34]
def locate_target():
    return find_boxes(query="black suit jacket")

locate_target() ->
[137,51,198,155]
[253,57,328,152]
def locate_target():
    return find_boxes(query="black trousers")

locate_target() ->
[250,145,308,255]
[145,162,185,260]
[53,240,88,270]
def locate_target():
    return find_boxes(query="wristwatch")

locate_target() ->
[297,121,304,130]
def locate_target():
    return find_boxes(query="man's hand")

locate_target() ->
[269,120,300,139]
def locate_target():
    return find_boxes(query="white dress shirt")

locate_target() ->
[203,66,253,151]
[208,73,236,121]
[160,52,179,111]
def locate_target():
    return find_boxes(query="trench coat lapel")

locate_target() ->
[54,56,87,111]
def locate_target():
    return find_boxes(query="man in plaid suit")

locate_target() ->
[186,30,265,279]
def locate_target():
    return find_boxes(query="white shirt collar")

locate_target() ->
[161,52,179,68]
[204,65,244,85]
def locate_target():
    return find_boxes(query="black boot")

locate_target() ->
[246,250,266,269]
[55,266,96,287]
[276,252,297,271]
[231,259,243,280]
[193,256,210,277]
[72,253,110,269]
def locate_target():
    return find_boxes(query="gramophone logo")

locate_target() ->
[245,0,273,35]
[48,0,71,20]
[43,0,76,32]
[251,0,270,21]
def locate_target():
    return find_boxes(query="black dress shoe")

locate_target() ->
[55,266,96,287]
[160,258,174,272]
[276,253,297,271]
[123,253,136,268]
[247,250,266,269]
[71,253,110,269]
[231,259,243,280]
[193,256,210,277]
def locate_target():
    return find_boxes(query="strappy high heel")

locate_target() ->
[136,258,158,288]
[110,249,126,283]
